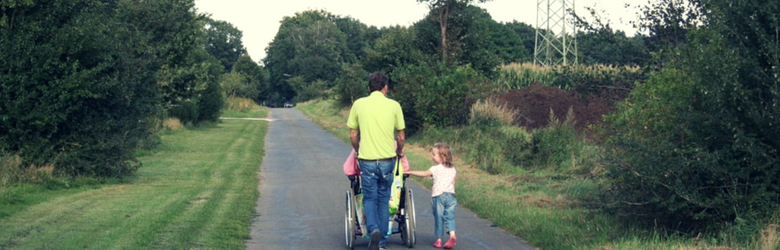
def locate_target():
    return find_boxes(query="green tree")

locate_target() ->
[392,62,487,134]
[263,10,353,105]
[602,0,780,234]
[416,0,492,60]
[362,25,430,74]
[0,0,206,177]
[232,54,267,102]
[504,21,537,61]
[334,16,371,61]
[571,5,651,66]
[414,4,515,74]
[333,63,368,108]
[203,17,247,72]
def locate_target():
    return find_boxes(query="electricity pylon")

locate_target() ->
[534,0,578,66]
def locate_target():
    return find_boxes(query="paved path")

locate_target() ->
[245,108,537,250]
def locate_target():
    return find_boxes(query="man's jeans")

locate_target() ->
[359,158,395,248]
[432,192,457,239]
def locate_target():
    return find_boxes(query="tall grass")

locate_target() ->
[0,153,56,187]
[469,98,518,126]
[224,97,255,112]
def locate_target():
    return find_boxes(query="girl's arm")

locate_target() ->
[407,170,432,177]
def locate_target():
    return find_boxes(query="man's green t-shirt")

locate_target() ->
[347,91,405,160]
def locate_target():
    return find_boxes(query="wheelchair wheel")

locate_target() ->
[345,189,357,249]
[402,188,416,248]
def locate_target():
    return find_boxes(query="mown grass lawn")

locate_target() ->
[0,111,267,249]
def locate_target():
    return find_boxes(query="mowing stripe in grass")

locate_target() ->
[0,119,267,250]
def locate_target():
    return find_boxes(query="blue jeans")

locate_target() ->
[432,192,457,239]
[359,159,395,248]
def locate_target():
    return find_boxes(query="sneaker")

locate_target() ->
[443,236,457,249]
[433,239,443,248]
[367,230,381,250]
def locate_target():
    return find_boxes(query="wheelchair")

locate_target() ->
[345,173,417,249]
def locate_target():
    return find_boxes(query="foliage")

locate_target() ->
[333,63,368,108]
[203,17,247,72]
[600,0,780,235]
[0,0,175,177]
[635,0,703,52]
[220,71,246,100]
[415,0,492,60]
[602,5,780,231]
[333,16,373,60]
[503,21,537,61]
[231,54,267,102]
[576,31,650,66]
[0,0,227,177]
[197,71,224,122]
[362,25,430,74]
[286,76,326,103]
[414,4,516,75]
[569,4,652,66]
[392,62,486,134]
[527,108,583,172]
[263,10,354,105]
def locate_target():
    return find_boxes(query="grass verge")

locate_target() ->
[221,103,268,118]
[0,113,268,249]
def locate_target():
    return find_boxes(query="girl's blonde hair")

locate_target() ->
[433,143,454,168]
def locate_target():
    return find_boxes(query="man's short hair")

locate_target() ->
[368,72,388,92]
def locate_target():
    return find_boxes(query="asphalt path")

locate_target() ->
[246,108,537,250]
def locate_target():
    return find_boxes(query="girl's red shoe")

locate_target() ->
[443,236,457,249]
[433,239,443,248]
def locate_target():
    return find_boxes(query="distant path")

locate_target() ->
[245,108,537,250]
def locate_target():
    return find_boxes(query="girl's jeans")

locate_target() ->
[432,192,457,239]
[359,158,395,248]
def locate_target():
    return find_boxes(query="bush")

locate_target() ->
[0,0,180,177]
[527,108,581,171]
[333,63,368,108]
[392,62,487,135]
[169,99,199,125]
[197,76,224,122]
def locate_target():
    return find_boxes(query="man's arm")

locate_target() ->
[395,130,405,157]
[350,129,360,155]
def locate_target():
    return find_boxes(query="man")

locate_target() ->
[347,72,405,250]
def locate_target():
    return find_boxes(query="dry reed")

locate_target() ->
[469,98,518,126]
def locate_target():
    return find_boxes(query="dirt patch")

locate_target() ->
[498,82,628,133]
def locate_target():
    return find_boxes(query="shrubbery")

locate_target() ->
[333,63,368,108]
[415,98,598,175]
[392,62,486,135]
[0,0,226,178]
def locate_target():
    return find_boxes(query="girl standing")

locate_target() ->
[407,143,457,249]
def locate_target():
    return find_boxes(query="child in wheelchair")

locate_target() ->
[343,147,410,237]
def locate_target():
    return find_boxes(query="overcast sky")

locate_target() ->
[194,0,641,63]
